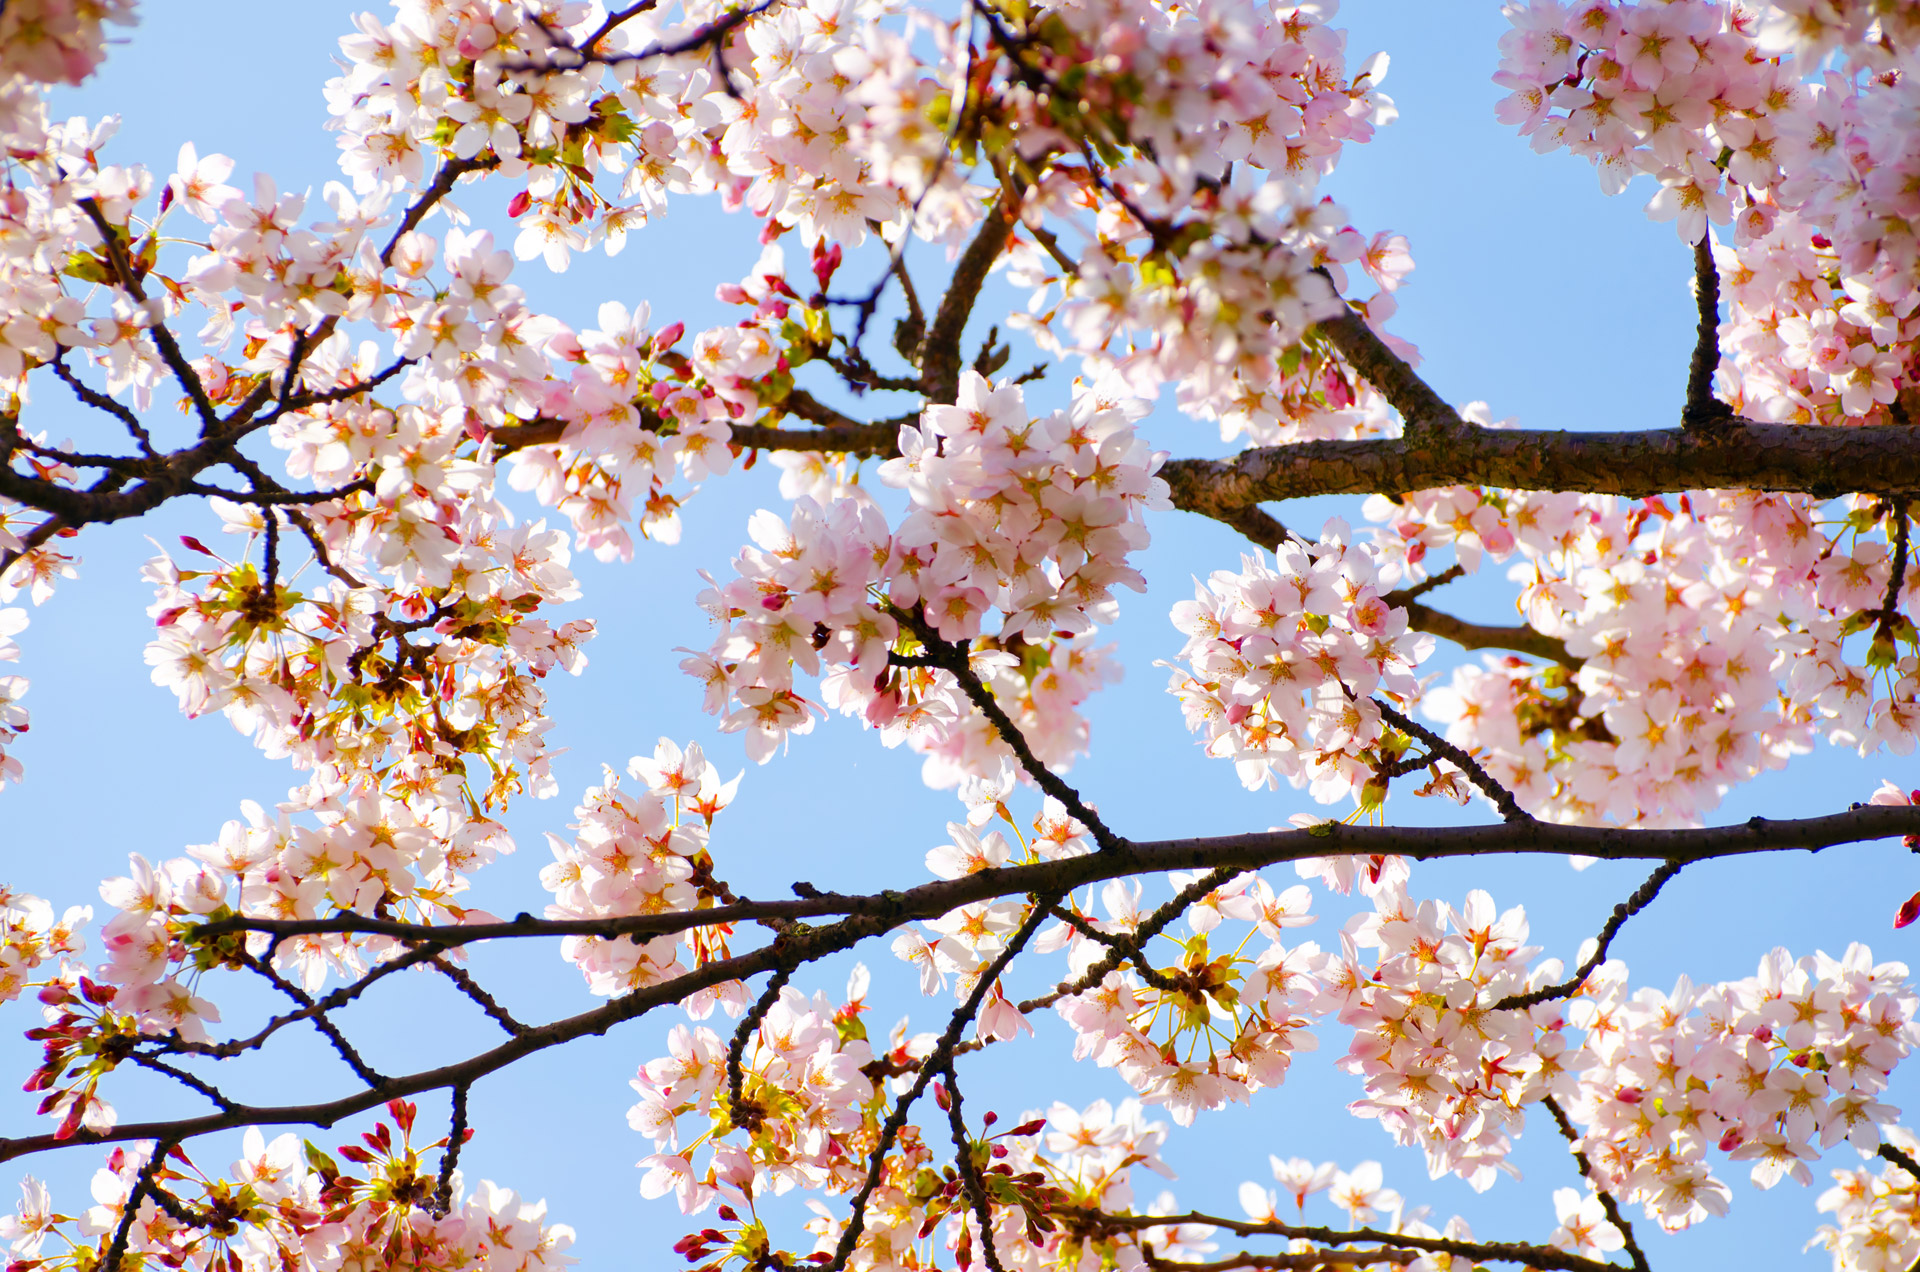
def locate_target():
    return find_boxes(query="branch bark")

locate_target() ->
[1161,419,1920,503]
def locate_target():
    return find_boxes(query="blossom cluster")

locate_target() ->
[687,370,1163,784]
[323,0,1418,451]
[1811,1127,1920,1272]
[325,0,970,261]
[0,1107,575,1272]
[540,739,743,1001]
[1495,0,1920,427]
[630,969,878,1217]
[3,0,1920,1268]
[1332,884,1565,1191]
[1164,524,1434,808]
[1383,483,1918,826]
[1002,0,1414,446]
[644,1043,1219,1272]
[0,0,137,147]
[1567,944,1920,1234]
[0,887,87,1008]
[1037,870,1327,1126]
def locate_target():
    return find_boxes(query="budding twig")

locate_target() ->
[1495,859,1685,1011]
[940,1061,1008,1272]
[1541,1095,1651,1272]
[896,605,1126,852]
[1375,699,1531,824]
[432,1084,471,1217]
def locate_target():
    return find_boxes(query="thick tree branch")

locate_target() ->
[920,192,1017,405]
[1161,420,1920,505]
[1393,598,1581,669]
[0,910,895,1163]
[1683,236,1733,429]
[17,806,1916,1165]
[1064,1207,1613,1272]
[188,802,1920,954]
[1143,1249,1425,1270]
[1311,300,1460,435]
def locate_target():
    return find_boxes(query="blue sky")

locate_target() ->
[1,3,1912,1268]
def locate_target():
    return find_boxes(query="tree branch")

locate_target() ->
[828,896,1056,1271]
[897,605,1126,852]
[1393,598,1581,669]
[1311,299,1460,435]
[919,192,1016,405]
[1375,699,1531,823]
[186,802,1920,955]
[941,1060,1008,1272]
[1063,1207,1614,1272]
[1683,236,1733,429]
[1160,420,1920,506]
[1541,1095,1650,1272]
[1495,859,1685,1010]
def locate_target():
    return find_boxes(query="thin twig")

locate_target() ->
[128,1054,238,1113]
[1022,868,1234,1013]
[103,1141,177,1271]
[941,1061,1007,1272]
[1495,860,1685,1010]
[726,966,794,1128]
[1375,699,1531,823]
[828,896,1056,1272]
[897,605,1126,852]
[239,953,390,1090]
[430,956,528,1036]
[51,354,155,455]
[1541,1095,1651,1272]
[1383,563,1465,605]
[432,1083,471,1216]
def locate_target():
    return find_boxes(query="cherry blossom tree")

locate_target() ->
[3,0,1920,1268]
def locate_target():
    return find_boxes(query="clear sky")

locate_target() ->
[2,3,1910,1268]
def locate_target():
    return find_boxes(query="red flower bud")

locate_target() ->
[1900,893,1920,929]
